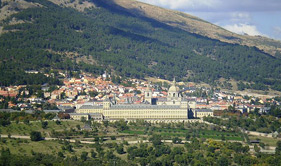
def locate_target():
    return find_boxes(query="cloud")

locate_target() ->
[230,12,251,22]
[273,27,281,35]
[223,24,263,36]
[188,11,252,24]
[139,0,281,39]
[272,27,281,40]
[139,0,218,11]
[139,0,281,12]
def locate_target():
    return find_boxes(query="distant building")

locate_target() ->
[43,110,61,114]
[195,109,213,118]
[52,115,61,121]
[57,106,75,113]
[69,113,90,121]
[69,113,103,121]
[75,79,213,122]
[0,109,20,113]
[25,70,39,74]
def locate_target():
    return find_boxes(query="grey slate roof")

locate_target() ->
[43,110,61,113]
[103,97,111,102]
[57,106,73,111]
[52,115,60,120]
[88,112,103,115]
[69,113,89,116]
[24,110,34,114]
[157,98,168,102]
[181,98,189,101]
[110,104,181,110]
[195,109,213,112]
[79,105,103,109]
[0,109,20,113]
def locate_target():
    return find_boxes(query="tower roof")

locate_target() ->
[168,78,180,92]
[145,82,152,92]
[103,95,111,102]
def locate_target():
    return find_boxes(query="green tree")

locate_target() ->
[41,121,48,129]
[114,120,128,131]
[259,142,265,149]
[217,155,229,166]
[172,137,182,144]
[221,134,226,141]
[30,131,42,141]
[65,144,73,152]
[80,117,86,122]
[23,119,29,125]
[103,121,109,128]
[254,144,260,153]
[276,141,281,155]
[55,120,61,125]
[149,134,162,146]
[81,151,88,161]
[0,148,11,165]
[91,150,97,158]
[58,151,64,158]
[76,124,81,130]
[116,145,125,154]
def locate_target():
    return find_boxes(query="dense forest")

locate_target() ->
[0,0,281,90]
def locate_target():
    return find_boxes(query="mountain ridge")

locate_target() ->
[1,0,280,57]
[109,0,281,57]
[0,0,281,92]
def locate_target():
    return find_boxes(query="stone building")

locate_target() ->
[74,79,213,121]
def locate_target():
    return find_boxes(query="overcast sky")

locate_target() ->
[138,0,281,41]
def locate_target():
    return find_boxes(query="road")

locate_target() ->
[0,134,177,144]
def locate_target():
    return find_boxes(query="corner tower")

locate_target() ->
[103,96,111,110]
[144,82,152,104]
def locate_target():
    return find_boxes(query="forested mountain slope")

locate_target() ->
[0,0,281,91]
[112,0,281,57]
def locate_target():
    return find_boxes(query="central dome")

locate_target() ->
[168,85,180,92]
[168,78,179,92]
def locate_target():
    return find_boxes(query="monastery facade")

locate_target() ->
[73,79,213,121]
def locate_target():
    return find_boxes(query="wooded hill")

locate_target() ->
[0,0,281,91]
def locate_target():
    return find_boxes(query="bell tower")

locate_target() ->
[145,82,152,104]
[103,96,111,110]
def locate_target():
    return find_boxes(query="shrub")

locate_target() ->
[30,131,42,141]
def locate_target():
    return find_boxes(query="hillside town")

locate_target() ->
[0,71,279,121]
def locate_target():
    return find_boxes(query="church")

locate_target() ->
[73,79,213,122]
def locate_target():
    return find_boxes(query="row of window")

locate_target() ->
[105,111,185,114]
[197,113,213,116]
[108,115,186,118]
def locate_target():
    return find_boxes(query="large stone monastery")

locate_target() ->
[71,79,213,122]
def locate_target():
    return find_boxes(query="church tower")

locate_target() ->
[103,96,111,110]
[144,82,152,104]
[167,78,182,105]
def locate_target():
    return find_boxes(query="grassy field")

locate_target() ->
[121,127,243,141]
[249,135,281,147]
[0,137,102,158]
[0,137,134,160]
[0,121,84,136]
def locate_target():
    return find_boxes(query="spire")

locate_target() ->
[173,77,176,86]
[104,95,110,102]
[113,93,117,105]
[168,77,179,93]
[146,82,151,91]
